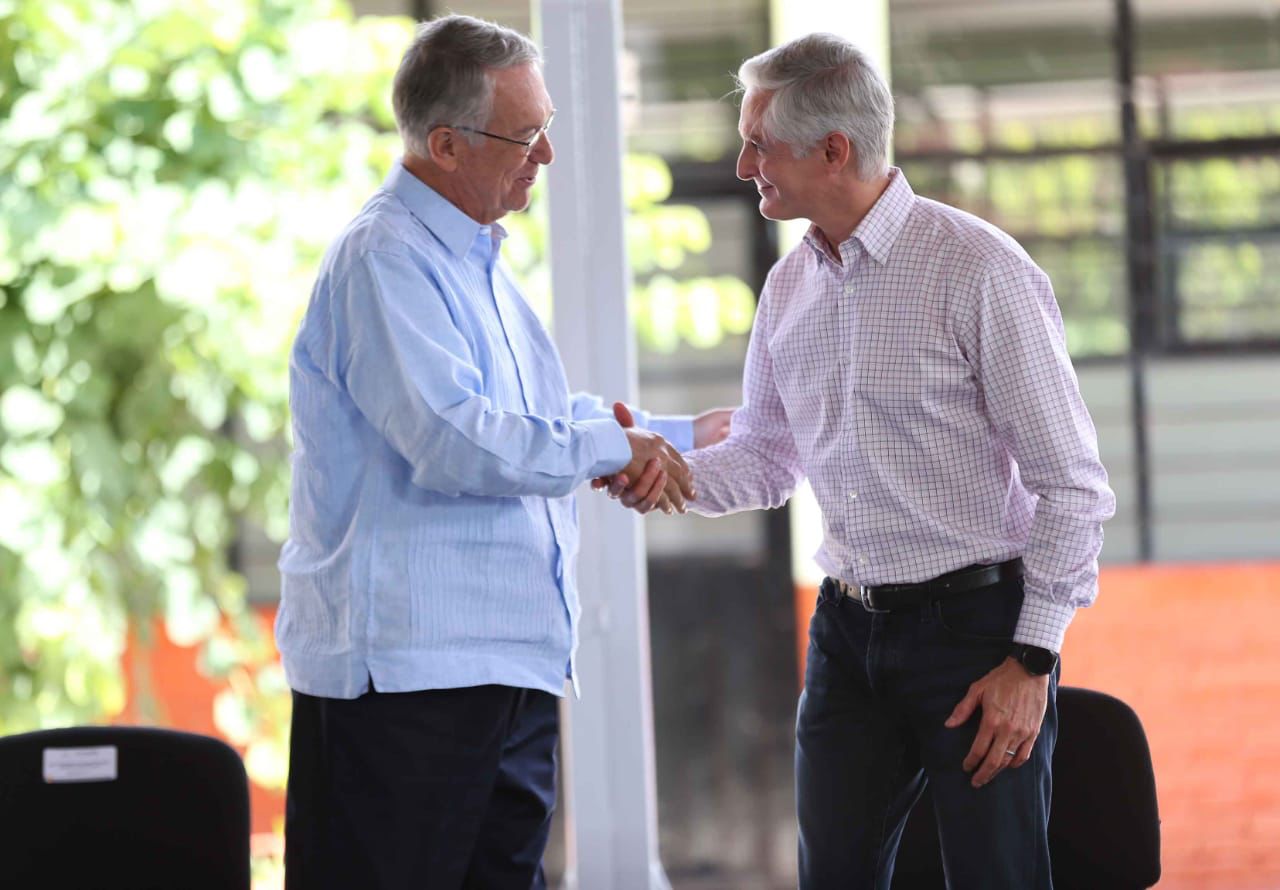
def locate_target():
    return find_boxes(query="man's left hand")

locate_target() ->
[693,407,735,449]
[944,657,1050,788]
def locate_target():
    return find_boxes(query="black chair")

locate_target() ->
[892,686,1161,889]
[0,725,251,890]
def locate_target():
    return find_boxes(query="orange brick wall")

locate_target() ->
[795,562,1280,890]
[120,613,286,838]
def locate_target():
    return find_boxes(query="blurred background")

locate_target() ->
[2,0,1278,887]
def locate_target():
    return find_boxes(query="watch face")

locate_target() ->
[1020,645,1058,675]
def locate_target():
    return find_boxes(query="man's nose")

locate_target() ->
[531,132,554,165]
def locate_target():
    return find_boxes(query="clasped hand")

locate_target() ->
[588,402,692,514]
[593,403,737,515]
[593,402,734,515]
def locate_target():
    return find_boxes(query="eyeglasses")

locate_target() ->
[451,111,556,157]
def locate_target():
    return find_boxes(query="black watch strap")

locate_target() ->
[1011,643,1059,676]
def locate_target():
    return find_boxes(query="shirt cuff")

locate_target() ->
[1012,593,1076,652]
[645,415,695,453]
[582,417,632,478]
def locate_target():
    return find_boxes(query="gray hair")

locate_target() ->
[392,14,541,158]
[736,33,894,180]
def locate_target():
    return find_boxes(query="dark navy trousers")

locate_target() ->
[797,575,1058,890]
[285,683,558,890]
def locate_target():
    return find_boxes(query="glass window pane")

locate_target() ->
[1160,153,1280,344]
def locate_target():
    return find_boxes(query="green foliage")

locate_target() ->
[1166,155,1280,229]
[0,0,410,773]
[624,154,755,352]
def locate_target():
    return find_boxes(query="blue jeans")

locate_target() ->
[796,575,1058,890]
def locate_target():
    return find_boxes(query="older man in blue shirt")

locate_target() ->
[276,15,726,889]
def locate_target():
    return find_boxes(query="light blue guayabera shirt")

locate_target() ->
[275,164,692,700]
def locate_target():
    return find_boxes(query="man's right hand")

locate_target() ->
[615,403,696,514]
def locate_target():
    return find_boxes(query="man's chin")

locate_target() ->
[506,191,534,214]
[757,199,794,222]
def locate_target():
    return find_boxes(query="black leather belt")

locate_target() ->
[835,558,1024,613]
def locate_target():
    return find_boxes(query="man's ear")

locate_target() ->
[426,127,462,172]
[823,132,853,173]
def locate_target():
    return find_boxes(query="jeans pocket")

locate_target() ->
[932,579,1023,644]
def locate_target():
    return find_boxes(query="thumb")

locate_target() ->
[613,401,636,428]
[945,688,980,728]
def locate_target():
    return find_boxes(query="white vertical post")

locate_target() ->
[537,1,670,888]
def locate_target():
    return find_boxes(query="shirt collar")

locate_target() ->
[383,162,485,260]
[803,166,915,267]
[470,222,509,270]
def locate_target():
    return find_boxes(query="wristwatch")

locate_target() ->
[1011,643,1059,676]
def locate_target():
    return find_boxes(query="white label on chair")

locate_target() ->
[43,746,118,783]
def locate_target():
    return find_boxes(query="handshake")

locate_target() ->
[592,402,733,516]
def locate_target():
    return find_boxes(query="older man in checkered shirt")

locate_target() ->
[611,32,1115,889]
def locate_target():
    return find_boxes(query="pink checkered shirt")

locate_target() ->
[685,169,1115,651]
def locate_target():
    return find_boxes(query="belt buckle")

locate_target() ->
[857,584,889,614]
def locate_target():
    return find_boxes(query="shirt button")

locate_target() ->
[848,491,858,500]
[858,557,868,566]
[843,283,855,295]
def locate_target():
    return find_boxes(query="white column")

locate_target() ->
[537,1,670,888]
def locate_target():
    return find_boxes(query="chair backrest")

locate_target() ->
[892,685,1162,889]
[1048,686,1162,888]
[0,725,251,890]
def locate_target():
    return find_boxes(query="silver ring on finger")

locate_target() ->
[1003,749,1017,758]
